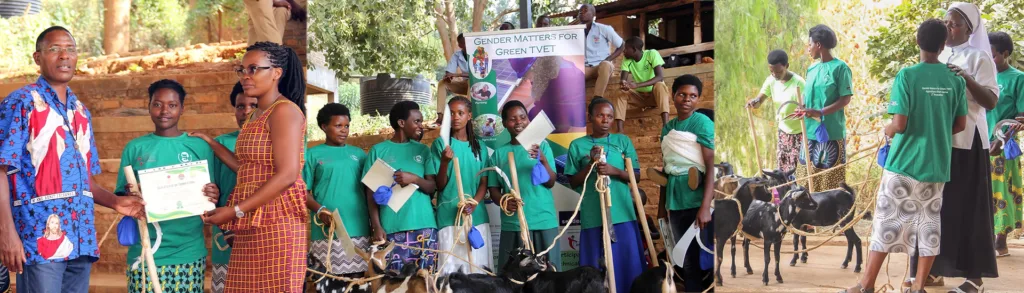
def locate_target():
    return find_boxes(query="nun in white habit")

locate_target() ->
[905,2,1000,293]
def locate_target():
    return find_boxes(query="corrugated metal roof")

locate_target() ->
[0,0,42,18]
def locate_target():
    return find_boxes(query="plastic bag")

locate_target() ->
[1006,138,1023,160]
[877,142,890,167]
[531,156,550,186]
[814,119,830,142]
[374,183,396,205]
[117,216,139,246]
[467,226,485,249]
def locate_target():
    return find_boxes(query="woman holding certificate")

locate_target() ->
[115,79,222,292]
[195,41,310,292]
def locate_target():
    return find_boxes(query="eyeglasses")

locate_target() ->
[41,47,78,55]
[234,65,274,77]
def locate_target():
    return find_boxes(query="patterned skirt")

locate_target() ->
[309,236,371,275]
[796,139,847,192]
[0,264,8,293]
[211,263,228,293]
[386,228,439,272]
[869,171,944,257]
[224,209,308,292]
[776,131,801,174]
[127,256,206,293]
[992,155,1024,239]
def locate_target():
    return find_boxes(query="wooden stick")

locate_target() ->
[624,159,657,268]
[123,166,163,293]
[746,107,764,174]
[507,152,533,252]
[599,187,617,293]
[452,157,473,267]
[798,101,816,192]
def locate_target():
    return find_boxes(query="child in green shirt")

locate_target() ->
[115,79,221,292]
[746,49,806,175]
[487,100,561,273]
[303,103,371,285]
[364,101,438,272]
[614,36,671,132]
[564,97,645,293]
[209,82,258,293]
[987,31,1024,257]
[428,96,493,274]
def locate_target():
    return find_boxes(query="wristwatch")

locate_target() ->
[234,205,245,219]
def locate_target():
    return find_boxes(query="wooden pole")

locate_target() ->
[746,107,764,174]
[624,158,657,268]
[507,152,533,251]
[123,166,163,293]
[452,157,474,268]
[798,103,816,192]
[599,184,617,293]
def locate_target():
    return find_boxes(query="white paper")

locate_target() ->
[136,160,216,223]
[439,103,452,148]
[516,111,555,151]
[360,159,420,212]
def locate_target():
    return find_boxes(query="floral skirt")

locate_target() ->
[992,155,1024,239]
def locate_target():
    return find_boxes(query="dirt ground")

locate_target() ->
[714,236,1024,293]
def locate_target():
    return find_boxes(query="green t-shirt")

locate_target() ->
[660,113,715,211]
[987,67,1024,139]
[486,142,558,231]
[759,73,806,134]
[362,140,437,234]
[304,144,370,240]
[885,62,968,182]
[114,133,214,266]
[426,138,490,228]
[804,59,854,140]
[621,49,666,93]
[564,134,640,229]
[210,131,238,264]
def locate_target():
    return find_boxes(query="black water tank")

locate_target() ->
[359,73,432,116]
[0,0,42,18]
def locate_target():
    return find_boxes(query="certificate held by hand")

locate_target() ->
[361,159,419,212]
[136,160,216,223]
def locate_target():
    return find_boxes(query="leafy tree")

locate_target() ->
[131,0,190,51]
[187,0,248,44]
[309,0,444,79]
[867,0,1024,82]
[714,0,820,175]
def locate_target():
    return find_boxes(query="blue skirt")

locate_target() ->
[579,221,647,293]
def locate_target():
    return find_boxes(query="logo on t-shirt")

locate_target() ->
[179,152,191,163]
[414,155,423,163]
[351,155,359,161]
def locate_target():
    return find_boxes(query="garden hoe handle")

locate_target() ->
[123,166,163,293]
[507,152,533,251]
[746,107,764,174]
[452,157,473,265]
[599,184,617,293]
[624,158,657,267]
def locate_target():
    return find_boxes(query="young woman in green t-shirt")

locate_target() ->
[429,96,493,274]
[117,80,221,292]
[487,100,561,272]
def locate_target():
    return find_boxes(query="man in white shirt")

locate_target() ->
[436,33,470,123]
[578,3,624,98]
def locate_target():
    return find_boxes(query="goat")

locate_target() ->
[778,182,864,273]
[714,162,735,179]
[436,266,523,293]
[739,199,787,285]
[713,176,772,286]
[374,261,435,293]
[304,241,399,293]
[629,254,679,293]
[307,254,370,293]
[502,248,606,293]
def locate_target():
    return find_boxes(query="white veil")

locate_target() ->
[948,2,998,78]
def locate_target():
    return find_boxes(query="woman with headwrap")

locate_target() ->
[905,3,1000,293]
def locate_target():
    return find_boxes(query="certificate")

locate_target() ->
[137,160,216,223]
[361,159,419,212]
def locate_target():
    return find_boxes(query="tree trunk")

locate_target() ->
[435,0,452,61]
[103,0,131,54]
[472,0,487,32]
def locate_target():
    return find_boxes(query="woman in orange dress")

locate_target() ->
[196,41,308,292]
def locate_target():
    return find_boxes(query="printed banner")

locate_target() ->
[468,25,587,268]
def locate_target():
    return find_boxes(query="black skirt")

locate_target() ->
[928,132,999,278]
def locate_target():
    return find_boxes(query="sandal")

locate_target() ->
[838,284,874,293]
[948,280,984,293]
[996,248,1010,257]
[925,276,944,287]
[903,278,914,289]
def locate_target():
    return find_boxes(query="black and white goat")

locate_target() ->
[713,176,773,286]
[778,182,863,273]
[739,199,788,285]
[502,248,606,293]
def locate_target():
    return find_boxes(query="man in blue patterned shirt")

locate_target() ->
[0,26,145,293]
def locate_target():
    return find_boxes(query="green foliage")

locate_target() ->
[0,12,52,71]
[715,0,820,175]
[131,0,191,51]
[186,0,248,44]
[335,82,362,113]
[309,0,444,79]
[867,0,1024,82]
